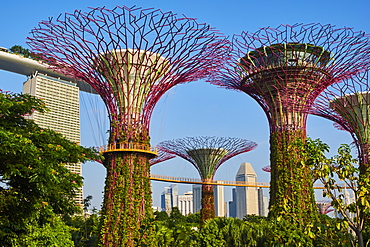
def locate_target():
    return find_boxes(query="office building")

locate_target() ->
[178,191,193,216]
[161,184,179,213]
[258,188,269,217]
[214,181,226,217]
[235,162,259,219]
[192,184,202,213]
[228,188,237,218]
[23,73,83,205]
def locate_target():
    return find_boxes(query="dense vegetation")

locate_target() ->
[0,91,99,246]
[0,90,369,246]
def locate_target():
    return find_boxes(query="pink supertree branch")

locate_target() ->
[149,149,175,166]
[311,70,370,172]
[317,201,334,215]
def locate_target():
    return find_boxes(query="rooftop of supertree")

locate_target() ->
[26,5,227,129]
[157,136,257,179]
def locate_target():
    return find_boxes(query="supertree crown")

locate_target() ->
[27,5,227,144]
[212,23,370,132]
[158,136,257,179]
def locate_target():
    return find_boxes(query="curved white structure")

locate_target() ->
[0,50,96,93]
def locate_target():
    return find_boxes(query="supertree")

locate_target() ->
[27,6,226,246]
[316,201,334,215]
[157,136,257,222]
[312,70,370,173]
[211,23,370,221]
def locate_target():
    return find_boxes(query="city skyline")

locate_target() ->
[0,0,367,209]
[160,162,268,217]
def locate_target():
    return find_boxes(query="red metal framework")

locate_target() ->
[149,149,175,166]
[158,136,257,221]
[316,201,334,215]
[211,23,370,220]
[312,70,370,172]
[27,6,226,246]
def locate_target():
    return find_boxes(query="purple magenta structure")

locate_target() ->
[158,136,257,222]
[27,6,226,246]
[312,70,370,173]
[211,23,370,221]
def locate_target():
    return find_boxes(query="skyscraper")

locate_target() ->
[214,181,226,217]
[160,184,179,213]
[228,188,237,218]
[192,184,202,214]
[258,188,269,217]
[23,73,83,205]
[235,162,259,219]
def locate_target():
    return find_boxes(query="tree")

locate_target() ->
[307,139,370,247]
[9,45,31,58]
[0,91,100,246]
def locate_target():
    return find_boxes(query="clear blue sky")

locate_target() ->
[0,0,368,209]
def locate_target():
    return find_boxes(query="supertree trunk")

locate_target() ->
[100,152,152,246]
[201,179,215,222]
[269,129,316,220]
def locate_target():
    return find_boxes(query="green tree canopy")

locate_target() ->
[0,91,100,245]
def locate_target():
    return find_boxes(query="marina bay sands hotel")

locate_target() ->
[0,49,95,206]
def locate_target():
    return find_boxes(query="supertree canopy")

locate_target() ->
[158,136,257,222]
[312,70,370,173]
[211,23,370,221]
[27,6,226,246]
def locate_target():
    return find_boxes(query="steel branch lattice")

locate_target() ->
[212,23,370,133]
[149,149,176,166]
[311,70,370,171]
[27,5,226,144]
[158,136,257,179]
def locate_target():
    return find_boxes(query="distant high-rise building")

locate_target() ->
[161,187,172,214]
[235,162,259,219]
[23,73,83,206]
[258,188,269,216]
[178,191,193,215]
[214,181,226,217]
[192,184,202,213]
[229,188,237,218]
[170,184,178,208]
[160,184,179,213]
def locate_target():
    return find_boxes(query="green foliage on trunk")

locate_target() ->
[200,184,215,223]
[99,152,153,246]
[269,130,317,222]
